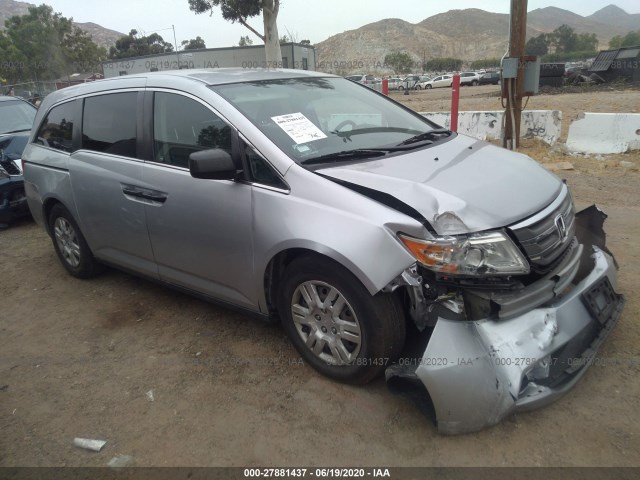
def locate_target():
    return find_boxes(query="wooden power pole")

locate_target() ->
[503,0,528,150]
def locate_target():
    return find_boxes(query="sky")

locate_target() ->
[40,0,640,48]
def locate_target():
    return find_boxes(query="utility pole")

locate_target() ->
[503,0,528,150]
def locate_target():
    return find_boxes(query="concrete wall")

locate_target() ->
[566,113,640,154]
[419,110,562,145]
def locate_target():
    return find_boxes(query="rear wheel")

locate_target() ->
[48,204,101,278]
[426,84,432,89]
[472,80,479,86]
[278,256,406,384]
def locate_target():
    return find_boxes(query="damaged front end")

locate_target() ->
[385,198,624,435]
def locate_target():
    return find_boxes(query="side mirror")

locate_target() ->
[189,148,237,180]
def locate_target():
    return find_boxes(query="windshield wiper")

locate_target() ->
[301,149,390,165]
[397,128,451,146]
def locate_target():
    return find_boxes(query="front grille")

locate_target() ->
[1,160,20,176]
[509,189,576,271]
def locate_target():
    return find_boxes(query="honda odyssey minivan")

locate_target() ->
[23,69,624,434]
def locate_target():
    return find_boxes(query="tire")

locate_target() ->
[426,84,432,89]
[48,204,101,278]
[472,80,479,86]
[415,85,422,90]
[398,85,404,91]
[278,256,406,384]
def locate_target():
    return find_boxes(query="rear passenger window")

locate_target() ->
[153,92,232,168]
[35,101,76,153]
[82,92,137,158]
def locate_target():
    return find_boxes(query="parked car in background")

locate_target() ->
[399,75,432,90]
[345,74,376,85]
[459,71,481,86]
[0,96,37,227]
[414,76,433,89]
[24,69,624,435]
[479,71,501,85]
[423,74,453,89]
[399,74,420,90]
[387,77,404,90]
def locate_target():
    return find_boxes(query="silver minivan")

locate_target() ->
[23,69,624,434]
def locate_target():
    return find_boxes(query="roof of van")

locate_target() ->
[117,68,333,85]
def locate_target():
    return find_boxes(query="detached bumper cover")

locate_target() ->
[386,207,624,435]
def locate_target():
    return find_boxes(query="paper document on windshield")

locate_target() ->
[271,112,327,144]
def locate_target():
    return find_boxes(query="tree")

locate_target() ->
[188,0,281,63]
[383,52,414,75]
[0,5,106,83]
[575,33,598,52]
[109,30,174,59]
[238,35,253,46]
[279,34,289,44]
[425,57,463,72]
[549,25,579,53]
[609,30,640,49]
[470,58,501,70]
[181,36,206,50]
[525,34,549,56]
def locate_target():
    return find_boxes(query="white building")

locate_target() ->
[101,43,316,78]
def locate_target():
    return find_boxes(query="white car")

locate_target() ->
[459,72,481,86]
[423,74,453,89]
[414,76,432,89]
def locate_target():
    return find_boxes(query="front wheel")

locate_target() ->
[278,257,406,384]
[426,84,432,89]
[48,204,101,278]
[472,80,479,86]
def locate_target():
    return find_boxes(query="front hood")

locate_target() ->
[317,135,562,235]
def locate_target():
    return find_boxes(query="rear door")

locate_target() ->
[141,90,256,309]
[69,90,157,277]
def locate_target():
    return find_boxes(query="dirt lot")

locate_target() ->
[1,87,640,468]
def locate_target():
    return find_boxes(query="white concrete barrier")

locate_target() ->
[566,113,640,154]
[419,110,562,145]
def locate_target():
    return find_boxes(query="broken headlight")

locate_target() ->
[398,231,529,276]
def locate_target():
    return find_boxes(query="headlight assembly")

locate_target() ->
[399,230,529,276]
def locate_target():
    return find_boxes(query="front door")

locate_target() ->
[142,91,256,309]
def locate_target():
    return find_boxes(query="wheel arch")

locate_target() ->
[42,195,75,236]
[262,244,382,318]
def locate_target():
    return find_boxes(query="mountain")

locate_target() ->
[316,4,638,75]
[73,22,124,50]
[0,0,123,50]
[587,4,640,33]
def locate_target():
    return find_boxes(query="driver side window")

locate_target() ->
[153,92,232,168]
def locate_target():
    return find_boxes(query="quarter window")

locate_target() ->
[244,144,286,189]
[153,92,232,168]
[34,101,76,153]
[82,92,138,158]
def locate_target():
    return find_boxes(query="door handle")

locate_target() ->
[121,184,168,204]
[140,192,167,203]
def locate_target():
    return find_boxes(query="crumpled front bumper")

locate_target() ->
[386,208,624,435]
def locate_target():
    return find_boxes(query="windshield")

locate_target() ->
[0,99,37,134]
[212,77,444,164]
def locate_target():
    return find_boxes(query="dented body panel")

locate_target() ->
[386,206,624,434]
[317,135,562,235]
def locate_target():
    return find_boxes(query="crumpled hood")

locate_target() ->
[317,135,562,235]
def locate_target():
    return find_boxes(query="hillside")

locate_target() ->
[0,0,123,50]
[316,4,638,75]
